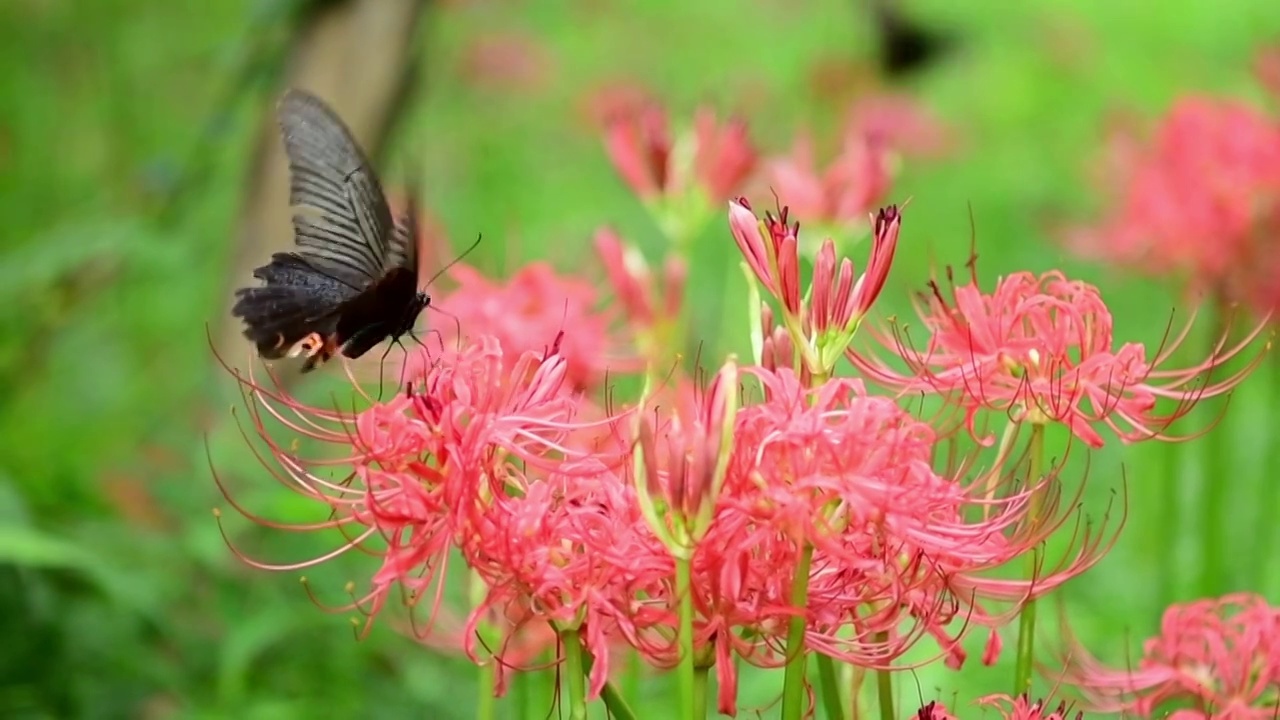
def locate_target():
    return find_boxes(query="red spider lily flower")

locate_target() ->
[413,603,559,697]
[761,127,893,230]
[634,358,739,557]
[1060,593,1280,719]
[603,101,671,201]
[692,107,758,203]
[729,197,802,317]
[212,334,611,637]
[459,461,672,701]
[849,267,1270,448]
[810,205,902,370]
[914,700,957,719]
[593,226,686,338]
[1064,95,1280,312]
[976,694,1083,720]
[639,366,1101,712]
[603,100,757,204]
[410,261,634,392]
[731,198,904,375]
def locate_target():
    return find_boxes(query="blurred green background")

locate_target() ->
[3,0,1279,717]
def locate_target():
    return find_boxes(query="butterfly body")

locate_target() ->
[231,89,430,372]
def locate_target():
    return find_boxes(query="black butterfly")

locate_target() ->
[231,88,430,372]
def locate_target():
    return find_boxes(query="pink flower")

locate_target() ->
[1065,95,1280,314]
[730,198,904,375]
[603,100,757,203]
[976,694,1083,719]
[692,107,758,202]
[761,127,893,228]
[1061,593,1280,718]
[634,359,739,555]
[914,701,957,719]
[457,31,551,93]
[411,261,633,392]
[459,461,670,701]
[594,226,685,334]
[849,267,1268,448]
[603,101,671,200]
[213,334,608,636]
[844,94,954,159]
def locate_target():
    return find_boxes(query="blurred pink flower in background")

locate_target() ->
[458,30,552,93]
[844,94,955,159]
[409,261,633,392]
[1065,95,1280,315]
[1060,593,1280,718]
[761,128,892,229]
[600,95,757,203]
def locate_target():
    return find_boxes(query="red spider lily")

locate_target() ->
[1065,95,1280,313]
[976,694,1084,719]
[761,126,893,229]
[634,359,740,556]
[212,334,615,637]
[411,261,634,392]
[627,367,1105,714]
[914,700,957,719]
[603,100,757,203]
[594,226,686,336]
[458,461,671,701]
[457,30,551,93]
[849,267,1269,448]
[731,198,903,375]
[1060,593,1280,719]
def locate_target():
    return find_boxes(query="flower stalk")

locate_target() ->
[1013,422,1047,695]
[780,543,815,720]
[561,628,588,720]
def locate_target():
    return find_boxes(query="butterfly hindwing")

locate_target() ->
[232,253,354,358]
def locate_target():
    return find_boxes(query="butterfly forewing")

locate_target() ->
[277,89,394,285]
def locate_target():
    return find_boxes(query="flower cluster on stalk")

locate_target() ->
[214,89,1273,720]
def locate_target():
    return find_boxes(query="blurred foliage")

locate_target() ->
[2,0,1279,717]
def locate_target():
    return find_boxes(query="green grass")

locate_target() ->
[2,0,1279,717]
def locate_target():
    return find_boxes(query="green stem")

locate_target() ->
[1200,297,1232,597]
[875,660,894,720]
[1013,590,1039,695]
[583,649,640,720]
[781,544,815,720]
[694,666,709,719]
[561,629,588,720]
[600,679,640,720]
[1155,441,1177,606]
[816,653,846,720]
[1013,423,1046,696]
[1256,355,1280,596]
[676,554,699,720]
[510,668,530,720]
[477,658,495,720]
[623,649,641,709]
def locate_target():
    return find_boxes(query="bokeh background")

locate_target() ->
[3,0,1280,717]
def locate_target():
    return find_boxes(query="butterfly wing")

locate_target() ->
[231,252,353,359]
[277,88,395,286]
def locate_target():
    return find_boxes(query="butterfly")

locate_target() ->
[231,88,431,372]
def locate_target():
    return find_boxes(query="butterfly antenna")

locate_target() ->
[425,232,483,289]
